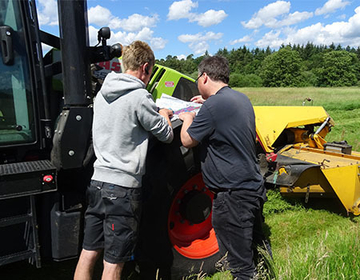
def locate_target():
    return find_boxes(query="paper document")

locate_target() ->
[156,94,202,120]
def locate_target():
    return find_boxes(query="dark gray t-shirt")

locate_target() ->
[187,86,263,191]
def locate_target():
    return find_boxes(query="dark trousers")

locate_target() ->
[212,187,271,280]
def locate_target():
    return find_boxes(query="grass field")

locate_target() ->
[203,87,360,280]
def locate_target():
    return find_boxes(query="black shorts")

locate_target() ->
[82,180,142,263]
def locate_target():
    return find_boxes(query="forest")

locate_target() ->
[156,43,360,88]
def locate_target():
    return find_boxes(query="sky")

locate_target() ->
[36,0,360,59]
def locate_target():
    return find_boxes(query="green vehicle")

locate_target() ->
[147,64,199,102]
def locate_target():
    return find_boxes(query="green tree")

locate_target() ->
[156,43,359,87]
[229,73,263,87]
[260,47,303,87]
[216,48,229,58]
[355,47,360,60]
[181,55,197,75]
[314,50,359,86]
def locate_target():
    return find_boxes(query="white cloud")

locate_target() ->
[168,0,198,20]
[178,32,223,55]
[242,1,313,29]
[276,11,313,27]
[112,14,159,32]
[87,5,165,50]
[230,35,252,45]
[285,23,324,45]
[191,41,210,55]
[178,32,223,43]
[194,10,228,27]
[242,1,290,29]
[255,30,283,48]
[37,0,58,26]
[342,6,360,37]
[315,0,350,16]
[255,7,360,49]
[150,37,168,51]
[89,6,159,32]
[293,7,360,45]
[88,5,113,26]
[168,0,227,27]
[114,28,147,45]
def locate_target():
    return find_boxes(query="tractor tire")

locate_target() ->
[136,122,221,279]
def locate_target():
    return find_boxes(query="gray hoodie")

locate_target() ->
[92,72,173,188]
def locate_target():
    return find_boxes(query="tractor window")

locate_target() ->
[172,77,199,101]
[0,0,35,145]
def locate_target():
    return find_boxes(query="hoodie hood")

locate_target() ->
[100,72,146,103]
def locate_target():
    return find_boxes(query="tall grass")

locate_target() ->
[203,191,360,280]
[267,203,360,279]
[204,87,360,280]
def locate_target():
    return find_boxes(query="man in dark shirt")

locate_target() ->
[179,56,271,280]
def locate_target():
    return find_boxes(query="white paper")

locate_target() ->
[155,94,202,120]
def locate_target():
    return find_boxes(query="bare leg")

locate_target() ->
[101,260,124,280]
[74,249,102,280]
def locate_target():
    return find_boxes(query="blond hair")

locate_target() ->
[122,41,155,72]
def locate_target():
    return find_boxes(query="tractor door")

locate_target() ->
[0,0,37,151]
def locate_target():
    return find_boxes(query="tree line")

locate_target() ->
[156,43,360,87]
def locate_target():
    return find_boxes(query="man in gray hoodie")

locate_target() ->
[74,41,173,280]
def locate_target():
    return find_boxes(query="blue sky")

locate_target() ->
[36,0,360,59]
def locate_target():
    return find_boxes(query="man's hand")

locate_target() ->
[159,108,174,127]
[179,112,198,148]
[179,111,196,122]
[190,95,205,104]
[159,108,174,118]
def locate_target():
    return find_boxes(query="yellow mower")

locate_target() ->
[255,106,360,215]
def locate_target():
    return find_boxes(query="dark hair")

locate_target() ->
[198,56,229,84]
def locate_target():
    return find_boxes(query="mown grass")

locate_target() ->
[202,87,360,280]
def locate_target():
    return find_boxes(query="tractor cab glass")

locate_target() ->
[172,77,199,101]
[0,0,35,145]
